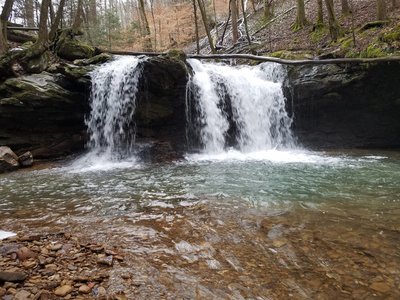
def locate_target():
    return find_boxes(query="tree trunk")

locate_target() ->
[197,0,216,53]
[377,0,387,20]
[150,0,157,51]
[88,0,97,24]
[192,0,200,54]
[341,0,351,15]
[264,0,273,20]
[25,0,35,26]
[241,0,251,45]
[392,0,398,8]
[0,0,14,54]
[72,0,83,34]
[138,0,152,51]
[230,0,238,43]
[325,0,342,41]
[49,0,65,41]
[293,0,308,30]
[35,0,50,49]
[317,0,323,24]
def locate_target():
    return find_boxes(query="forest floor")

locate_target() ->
[180,0,400,58]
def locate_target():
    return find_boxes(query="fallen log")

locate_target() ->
[100,49,400,65]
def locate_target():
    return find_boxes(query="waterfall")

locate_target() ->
[186,59,295,154]
[85,56,144,160]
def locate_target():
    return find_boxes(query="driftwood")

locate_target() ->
[7,26,39,31]
[101,49,400,65]
[8,30,36,43]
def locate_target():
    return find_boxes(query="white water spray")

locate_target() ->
[186,60,295,154]
[86,56,144,160]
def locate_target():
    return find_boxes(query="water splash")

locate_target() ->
[86,56,144,160]
[186,60,295,154]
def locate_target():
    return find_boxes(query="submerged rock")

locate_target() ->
[0,146,19,173]
[0,271,27,282]
[18,151,33,167]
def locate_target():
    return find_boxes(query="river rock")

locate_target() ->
[16,246,37,260]
[18,151,33,167]
[54,285,73,297]
[0,146,19,173]
[370,281,391,293]
[78,284,91,294]
[13,290,31,300]
[0,271,27,282]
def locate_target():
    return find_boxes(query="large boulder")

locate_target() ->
[134,55,190,160]
[0,70,89,158]
[55,29,95,61]
[286,61,400,148]
[0,146,19,173]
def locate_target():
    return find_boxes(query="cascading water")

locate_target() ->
[186,59,295,154]
[86,56,144,160]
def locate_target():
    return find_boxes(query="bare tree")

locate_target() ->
[192,0,200,53]
[317,0,323,25]
[49,0,66,41]
[34,0,50,50]
[72,0,83,34]
[377,0,387,20]
[197,0,216,53]
[25,0,35,26]
[0,0,14,54]
[293,0,308,30]
[264,0,274,20]
[341,0,351,15]
[241,0,251,45]
[325,0,342,40]
[230,0,238,43]
[138,0,152,50]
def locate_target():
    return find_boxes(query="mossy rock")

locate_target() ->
[269,50,314,60]
[380,25,400,43]
[55,29,95,61]
[25,51,50,73]
[360,44,386,58]
[163,49,187,62]
[56,39,95,61]
[311,26,328,43]
[73,53,112,66]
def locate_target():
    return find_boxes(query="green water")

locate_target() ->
[1,149,399,298]
[0,149,399,220]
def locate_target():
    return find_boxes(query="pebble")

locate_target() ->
[0,271,27,282]
[54,284,73,297]
[97,255,113,266]
[49,244,63,251]
[370,281,391,293]
[13,290,31,300]
[78,284,92,294]
[16,247,37,261]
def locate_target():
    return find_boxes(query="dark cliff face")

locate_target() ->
[134,56,189,161]
[285,61,400,149]
[1,56,399,160]
[0,71,90,158]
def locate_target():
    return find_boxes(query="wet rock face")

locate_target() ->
[134,56,189,160]
[0,69,89,158]
[0,146,20,173]
[286,62,400,149]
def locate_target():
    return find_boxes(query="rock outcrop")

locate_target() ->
[134,54,189,160]
[0,67,90,158]
[286,61,400,148]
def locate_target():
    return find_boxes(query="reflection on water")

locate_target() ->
[0,150,399,298]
